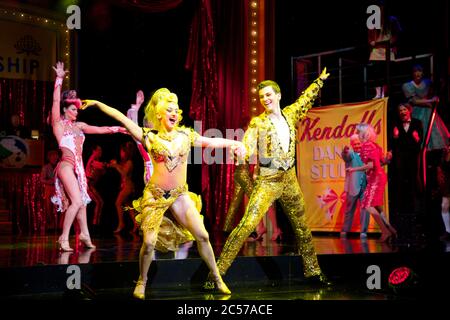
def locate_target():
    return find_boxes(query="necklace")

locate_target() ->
[158,130,177,141]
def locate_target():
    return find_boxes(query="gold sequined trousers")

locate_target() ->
[222,164,254,233]
[217,167,322,277]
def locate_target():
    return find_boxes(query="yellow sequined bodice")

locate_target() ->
[142,127,199,172]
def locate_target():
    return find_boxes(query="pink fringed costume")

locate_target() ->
[51,119,91,212]
[360,140,387,208]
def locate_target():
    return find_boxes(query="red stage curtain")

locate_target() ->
[185,0,218,228]
[186,0,250,231]
[0,168,46,234]
[0,78,52,139]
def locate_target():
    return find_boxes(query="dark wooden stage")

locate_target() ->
[1,230,449,302]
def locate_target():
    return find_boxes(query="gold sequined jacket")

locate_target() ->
[243,77,324,176]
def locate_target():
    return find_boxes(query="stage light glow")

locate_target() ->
[388,266,419,294]
[248,0,265,116]
[389,267,411,285]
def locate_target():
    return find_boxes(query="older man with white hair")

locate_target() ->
[341,134,370,239]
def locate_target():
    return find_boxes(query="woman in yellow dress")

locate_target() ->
[82,88,245,299]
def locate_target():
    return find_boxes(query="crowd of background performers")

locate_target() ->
[34,58,449,299]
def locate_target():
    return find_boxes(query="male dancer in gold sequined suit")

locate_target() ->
[222,164,254,234]
[211,68,331,288]
[222,163,282,241]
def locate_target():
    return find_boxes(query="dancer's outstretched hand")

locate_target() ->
[319,67,330,81]
[231,142,247,164]
[81,99,100,110]
[107,126,129,135]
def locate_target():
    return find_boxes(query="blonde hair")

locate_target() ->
[356,123,377,142]
[143,88,183,131]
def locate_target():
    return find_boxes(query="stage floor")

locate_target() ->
[1,232,449,301]
[0,232,441,268]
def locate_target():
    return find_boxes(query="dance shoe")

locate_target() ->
[57,238,73,252]
[255,228,267,241]
[203,274,232,295]
[79,234,96,249]
[271,229,283,241]
[304,273,333,286]
[133,279,147,300]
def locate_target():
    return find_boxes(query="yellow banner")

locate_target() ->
[0,19,57,81]
[296,98,389,232]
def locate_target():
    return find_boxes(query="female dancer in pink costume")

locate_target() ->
[51,62,127,251]
[347,123,397,242]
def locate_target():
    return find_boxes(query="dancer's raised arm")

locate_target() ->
[284,67,330,124]
[51,62,67,125]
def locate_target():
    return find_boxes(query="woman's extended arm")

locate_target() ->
[195,136,246,159]
[195,136,241,148]
[78,123,128,135]
[82,100,143,141]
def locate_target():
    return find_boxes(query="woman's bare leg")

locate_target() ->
[138,230,157,283]
[133,229,158,299]
[366,206,391,241]
[88,186,103,225]
[57,164,83,249]
[114,189,130,232]
[121,188,137,232]
[75,206,96,248]
[375,205,397,235]
[171,195,230,294]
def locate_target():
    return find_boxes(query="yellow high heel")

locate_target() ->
[203,274,231,295]
[133,279,146,300]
